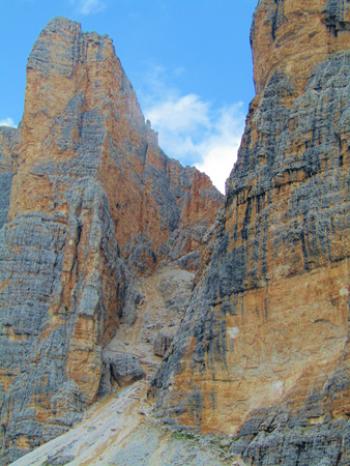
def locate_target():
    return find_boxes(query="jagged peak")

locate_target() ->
[26,16,116,80]
[43,16,82,33]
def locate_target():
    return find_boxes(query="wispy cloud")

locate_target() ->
[141,66,244,194]
[0,117,16,128]
[71,0,106,15]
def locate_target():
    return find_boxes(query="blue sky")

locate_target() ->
[0,0,257,192]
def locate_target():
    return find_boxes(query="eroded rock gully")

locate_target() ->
[10,266,233,466]
[3,1,350,465]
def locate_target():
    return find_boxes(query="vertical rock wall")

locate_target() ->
[0,128,18,229]
[152,1,350,464]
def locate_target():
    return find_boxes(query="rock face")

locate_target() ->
[0,128,18,229]
[152,1,350,464]
[0,18,222,464]
[103,352,145,387]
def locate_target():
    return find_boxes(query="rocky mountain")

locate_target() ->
[152,0,350,464]
[0,17,222,465]
[3,0,350,465]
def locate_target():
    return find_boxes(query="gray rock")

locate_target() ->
[153,332,174,357]
[0,127,18,229]
[324,0,350,35]
[103,351,145,387]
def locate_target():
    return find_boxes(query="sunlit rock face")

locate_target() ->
[152,1,350,464]
[0,18,222,464]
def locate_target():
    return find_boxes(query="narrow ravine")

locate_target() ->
[11,264,236,466]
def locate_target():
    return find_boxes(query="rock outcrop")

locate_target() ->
[0,18,222,464]
[152,1,350,464]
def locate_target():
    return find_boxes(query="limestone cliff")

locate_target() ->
[0,128,18,229]
[152,1,350,464]
[5,1,350,465]
[0,18,222,464]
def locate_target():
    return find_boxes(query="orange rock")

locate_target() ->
[152,1,350,463]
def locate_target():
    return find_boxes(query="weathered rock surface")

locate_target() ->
[153,331,174,358]
[0,127,18,229]
[103,351,145,387]
[0,17,222,464]
[151,1,350,464]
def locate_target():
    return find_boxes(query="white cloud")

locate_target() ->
[0,118,16,128]
[147,94,210,134]
[195,105,244,194]
[142,67,244,194]
[71,0,106,15]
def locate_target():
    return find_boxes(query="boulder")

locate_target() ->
[104,352,145,387]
